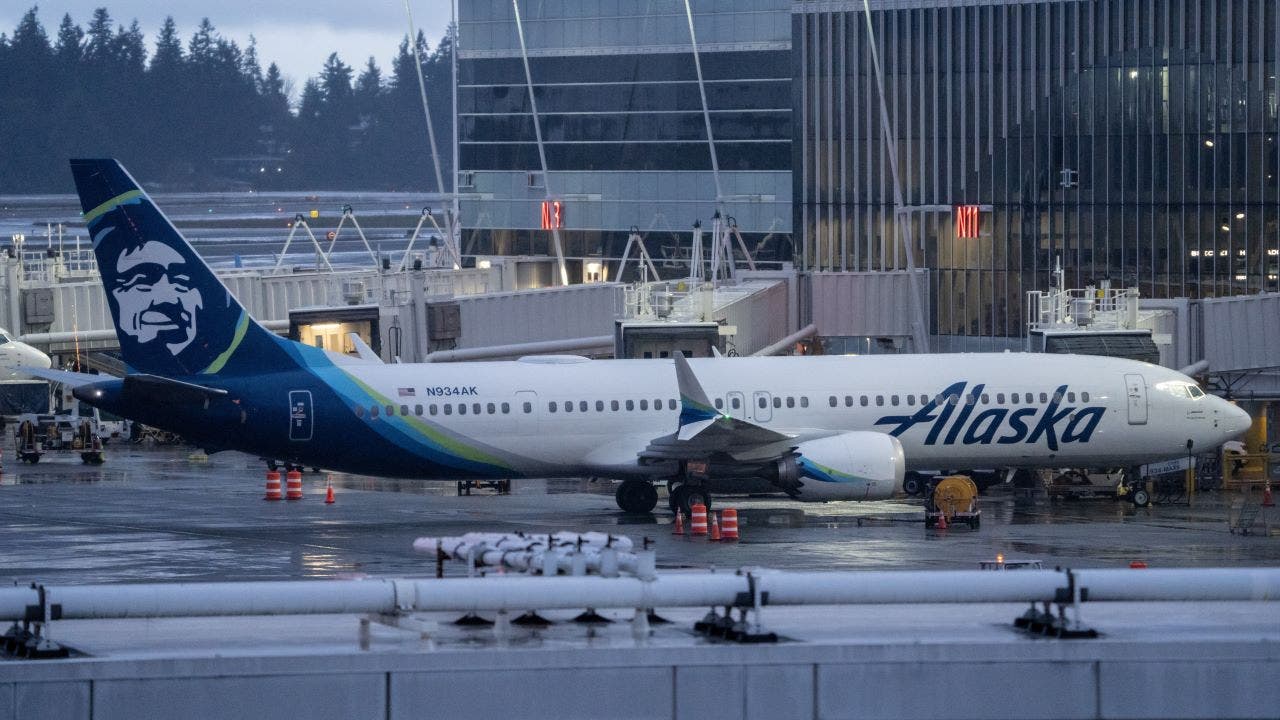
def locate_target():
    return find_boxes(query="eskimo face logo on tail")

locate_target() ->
[102,233,203,356]
[873,381,1105,451]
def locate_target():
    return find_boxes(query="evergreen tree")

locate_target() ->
[53,13,83,67]
[83,8,114,64]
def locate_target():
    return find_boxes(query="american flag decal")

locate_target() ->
[397,387,415,397]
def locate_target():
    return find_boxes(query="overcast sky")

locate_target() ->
[4,1,454,99]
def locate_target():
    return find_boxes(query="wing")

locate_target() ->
[640,353,796,463]
[18,366,102,388]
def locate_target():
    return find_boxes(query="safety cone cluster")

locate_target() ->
[720,508,739,541]
[690,503,709,536]
[285,470,304,500]
[263,470,282,501]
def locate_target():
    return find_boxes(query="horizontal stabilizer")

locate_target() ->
[123,374,227,403]
[17,366,103,388]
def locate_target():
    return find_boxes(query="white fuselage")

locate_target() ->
[333,352,1248,477]
[0,329,51,382]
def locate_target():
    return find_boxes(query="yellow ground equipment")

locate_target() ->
[926,475,981,529]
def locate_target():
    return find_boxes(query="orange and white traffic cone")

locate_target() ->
[264,470,282,501]
[285,470,303,500]
[690,503,708,536]
[324,481,335,504]
[935,512,947,530]
[672,511,684,535]
[720,508,739,541]
[709,512,721,542]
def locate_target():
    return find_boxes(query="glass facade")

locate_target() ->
[795,0,1280,346]
[457,0,793,271]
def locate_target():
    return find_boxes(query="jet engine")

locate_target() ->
[771,432,905,501]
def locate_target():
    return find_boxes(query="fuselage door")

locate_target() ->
[288,390,313,441]
[752,391,773,422]
[515,390,538,434]
[1124,374,1148,425]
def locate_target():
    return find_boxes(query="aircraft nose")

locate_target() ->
[1224,402,1252,437]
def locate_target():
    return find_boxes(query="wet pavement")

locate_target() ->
[1,445,1278,585]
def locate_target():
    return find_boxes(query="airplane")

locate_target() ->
[25,159,1252,515]
[0,328,51,381]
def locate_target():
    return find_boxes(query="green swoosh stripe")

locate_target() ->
[201,312,249,374]
[84,189,144,224]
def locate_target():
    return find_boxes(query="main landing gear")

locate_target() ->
[667,481,711,516]
[615,479,659,514]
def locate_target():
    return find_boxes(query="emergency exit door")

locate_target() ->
[1124,374,1147,425]
[289,390,313,440]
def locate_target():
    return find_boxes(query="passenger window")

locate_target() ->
[548,402,556,413]
[1039,393,1048,404]
[1081,391,1091,402]
[458,404,467,416]
[829,396,838,408]
[355,405,364,418]
[773,397,782,409]
[611,400,620,411]
[949,395,959,406]
[579,401,588,412]
[487,403,496,414]
[800,397,809,408]
[522,402,531,413]
[996,393,1005,404]
[714,398,723,409]
[501,402,510,414]
[875,396,884,406]
[732,397,741,410]
[640,399,649,410]
[860,396,868,407]
[668,399,677,410]
[1066,392,1076,403]
[564,401,573,412]
[786,397,795,409]
[890,395,899,406]
[473,403,481,415]
[906,395,915,406]
[845,395,853,407]
[443,405,452,416]
[1025,393,1034,403]
[415,404,423,416]
[386,405,395,416]
[920,395,928,405]
[626,400,635,411]
[758,397,767,409]
[654,398,662,409]
[981,394,989,404]
[596,400,604,412]
[400,405,409,416]
[430,404,438,416]
[371,406,380,418]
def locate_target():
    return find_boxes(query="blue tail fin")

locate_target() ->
[71,159,290,377]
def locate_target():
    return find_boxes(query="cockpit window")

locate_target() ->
[0,333,9,343]
[1188,385,1204,398]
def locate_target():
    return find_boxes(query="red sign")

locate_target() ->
[540,200,563,230]
[954,205,980,239]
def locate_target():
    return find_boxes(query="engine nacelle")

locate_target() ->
[774,432,904,501]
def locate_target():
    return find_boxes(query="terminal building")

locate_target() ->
[455,0,1280,360]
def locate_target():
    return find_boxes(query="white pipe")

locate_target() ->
[750,324,818,356]
[3,568,1279,622]
[424,335,614,362]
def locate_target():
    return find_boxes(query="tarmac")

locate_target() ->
[2,445,1279,720]
[1,444,1278,586]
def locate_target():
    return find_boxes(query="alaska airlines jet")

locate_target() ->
[29,160,1251,514]
[0,328,50,381]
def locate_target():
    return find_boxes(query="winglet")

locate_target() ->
[348,332,383,363]
[674,353,719,429]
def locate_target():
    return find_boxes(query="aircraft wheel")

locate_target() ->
[902,473,924,496]
[682,486,711,515]
[616,480,658,514]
